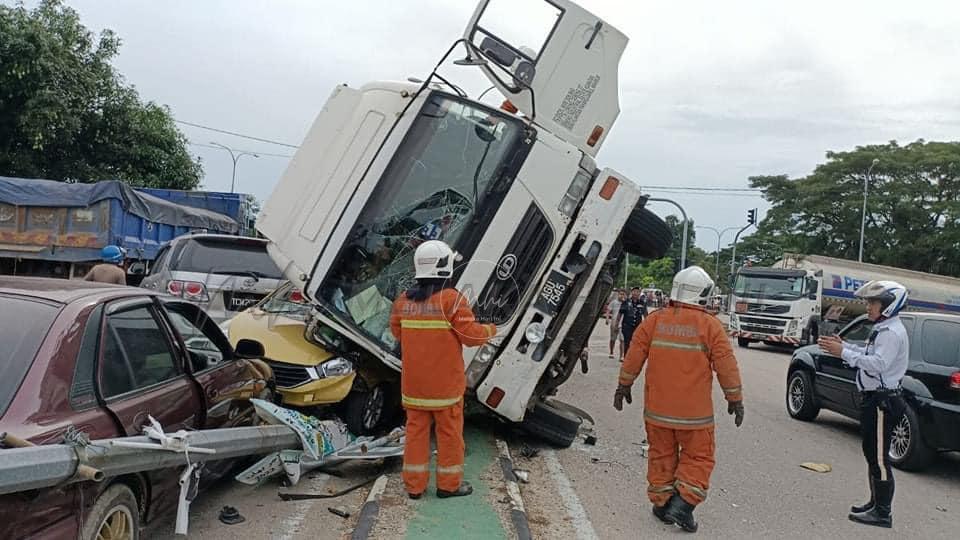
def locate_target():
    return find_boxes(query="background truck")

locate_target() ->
[0,176,239,281]
[257,0,672,446]
[137,187,258,236]
[728,253,960,347]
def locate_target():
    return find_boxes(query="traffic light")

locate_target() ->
[747,208,757,225]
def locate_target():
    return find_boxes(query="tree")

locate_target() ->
[751,140,960,277]
[0,0,201,187]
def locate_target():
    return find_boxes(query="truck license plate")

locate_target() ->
[533,270,573,316]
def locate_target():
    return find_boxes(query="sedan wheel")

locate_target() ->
[890,415,910,461]
[788,377,805,415]
[784,370,819,421]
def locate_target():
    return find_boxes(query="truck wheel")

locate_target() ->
[342,383,388,435]
[889,404,936,471]
[621,206,672,259]
[737,337,750,348]
[785,370,820,421]
[521,399,583,448]
[80,484,140,540]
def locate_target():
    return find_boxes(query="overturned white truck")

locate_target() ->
[257,0,671,446]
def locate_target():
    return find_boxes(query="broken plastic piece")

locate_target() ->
[328,506,351,518]
[218,506,245,525]
[799,462,832,473]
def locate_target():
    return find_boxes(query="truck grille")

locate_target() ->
[738,316,788,334]
[265,360,312,388]
[745,303,790,314]
[474,204,553,325]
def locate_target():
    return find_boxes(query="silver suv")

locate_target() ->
[141,233,282,322]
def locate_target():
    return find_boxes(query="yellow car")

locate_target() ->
[224,282,395,434]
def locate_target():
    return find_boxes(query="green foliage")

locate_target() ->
[0,0,201,187]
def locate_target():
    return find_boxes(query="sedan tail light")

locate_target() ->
[950,372,960,390]
[166,280,210,302]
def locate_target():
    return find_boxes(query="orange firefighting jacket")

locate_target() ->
[390,288,496,411]
[619,301,743,430]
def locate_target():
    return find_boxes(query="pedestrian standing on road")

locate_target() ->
[82,245,127,285]
[615,287,645,357]
[614,266,744,533]
[389,240,496,501]
[818,280,909,529]
[607,289,626,359]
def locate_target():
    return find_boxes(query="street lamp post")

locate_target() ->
[646,198,689,270]
[858,158,880,262]
[695,225,739,278]
[210,142,259,193]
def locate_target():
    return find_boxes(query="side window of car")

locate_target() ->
[99,306,181,398]
[841,319,874,344]
[920,319,960,368]
[165,310,229,372]
[149,247,170,276]
[70,304,103,409]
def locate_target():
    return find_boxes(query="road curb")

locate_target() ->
[496,439,533,540]
[350,474,388,540]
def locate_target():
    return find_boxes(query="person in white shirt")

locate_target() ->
[819,280,909,529]
[606,289,626,359]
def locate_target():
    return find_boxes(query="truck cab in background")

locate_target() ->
[257,0,672,446]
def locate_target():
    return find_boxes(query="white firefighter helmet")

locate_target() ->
[413,240,461,279]
[671,266,715,306]
[854,280,908,318]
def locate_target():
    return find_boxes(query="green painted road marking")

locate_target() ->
[404,425,506,540]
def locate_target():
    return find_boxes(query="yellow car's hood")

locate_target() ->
[228,309,334,366]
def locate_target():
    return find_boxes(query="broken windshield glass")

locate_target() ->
[318,92,526,353]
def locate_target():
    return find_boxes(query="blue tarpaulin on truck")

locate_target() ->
[0,177,239,234]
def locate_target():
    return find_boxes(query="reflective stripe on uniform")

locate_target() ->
[722,385,742,396]
[402,395,462,409]
[437,464,463,475]
[877,408,887,482]
[403,463,430,473]
[648,484,676,494]
[676,479,707,499]
[650,339,708,352]
[401,319,453,329]
[644,410,714,427]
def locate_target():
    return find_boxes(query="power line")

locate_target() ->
[176,120,299,148]
[644,185,761,192]
[189,141,293,159]
[644,188,765,197]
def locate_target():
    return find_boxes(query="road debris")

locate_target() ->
[518,444,540,459]
[218,506,245,525]
[798,462,832,473]
[936,506,947,512]
[329,506,351,518]
[584,435,598,446]
[513,469,530,484]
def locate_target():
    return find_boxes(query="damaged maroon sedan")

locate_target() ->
[0,277,271,539]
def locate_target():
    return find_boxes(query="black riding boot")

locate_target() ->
[849,479,893,528]
[663,495,698,533]
[850,476,875,514]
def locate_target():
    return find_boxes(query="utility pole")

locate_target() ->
[210,142,259,193]
[858,158,880,262]
[695,225,739,279]
[646,198,689,270]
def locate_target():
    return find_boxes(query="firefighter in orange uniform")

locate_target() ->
[614,266,744,533]
[390,240,496,500]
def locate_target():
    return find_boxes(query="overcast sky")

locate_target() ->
[27,0,960,250]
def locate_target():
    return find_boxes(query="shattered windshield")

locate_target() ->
[734,273,805,300]
[318,92,525,352]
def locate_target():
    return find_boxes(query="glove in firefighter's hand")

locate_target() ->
[728,400,745,427]
[613,384,633,411]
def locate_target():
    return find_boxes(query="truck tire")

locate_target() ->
[737,337,750,348]
[621,206,672,259]
[521,399,583,448]
[889,403,936,471]
[80,484,140,540]
[785,370,820,421]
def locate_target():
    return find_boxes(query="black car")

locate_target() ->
[786,312,960,470]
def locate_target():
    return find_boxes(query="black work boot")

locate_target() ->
[849,479,893,528]
[436,481,473,499]
[663,495,698,533]
[652,495,675,524]
[850,476,876,514]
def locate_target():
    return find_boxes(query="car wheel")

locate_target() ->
[785,370,820,421]
[521,399,583,448]
[737,337,750,348]
[80,484,140,540]
[343,383,387,435]
[889,404,936,471]
[621,206,672,259]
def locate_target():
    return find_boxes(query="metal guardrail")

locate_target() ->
[0,425,300,496]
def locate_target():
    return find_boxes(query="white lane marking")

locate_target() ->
[543,449,599,540]
[278,473,331,540]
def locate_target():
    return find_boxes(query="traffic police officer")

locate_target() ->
[819,280,909,529]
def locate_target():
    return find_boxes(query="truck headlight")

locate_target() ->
[558,170,592,218]
[525,322,547,344]
[786,320,798,335]
[320,357,354,378]
[466,343,499,388]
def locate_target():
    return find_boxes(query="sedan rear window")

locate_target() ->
[174,239,282,279]
[0,296,60,417]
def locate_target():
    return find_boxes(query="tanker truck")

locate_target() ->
[728,254,960,347]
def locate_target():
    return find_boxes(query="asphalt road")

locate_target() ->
[518,328,960,539]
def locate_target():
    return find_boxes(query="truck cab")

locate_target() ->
[728,267,821,347]
[257,0,671,445]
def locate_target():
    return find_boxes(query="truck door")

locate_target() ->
[463,0,628,156]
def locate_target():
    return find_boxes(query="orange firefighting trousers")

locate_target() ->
[402,400,465,495]
[646,424,716,507]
